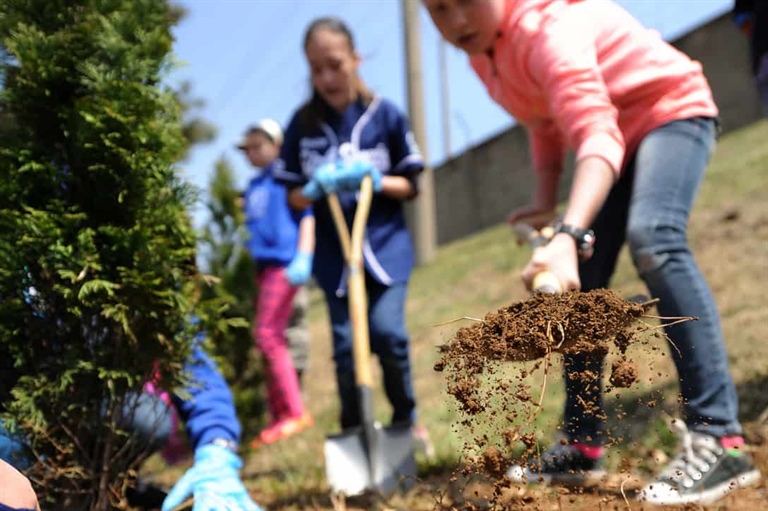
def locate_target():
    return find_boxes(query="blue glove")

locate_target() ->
[161,444,262,511]
[285,251,313,286]
[300,162,338,200]
[335,160,383,192]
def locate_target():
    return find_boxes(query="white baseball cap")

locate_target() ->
[237,118,284,148]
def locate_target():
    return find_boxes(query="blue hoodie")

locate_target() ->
[243,161,311,267]
[172,339,240,448]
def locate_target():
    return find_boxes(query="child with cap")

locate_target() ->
[238,119,315,447]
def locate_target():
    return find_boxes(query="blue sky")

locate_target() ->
[171,0,733,225]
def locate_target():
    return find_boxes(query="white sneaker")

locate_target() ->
[637,420,761,505]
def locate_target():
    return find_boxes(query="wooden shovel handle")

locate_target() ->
[532,270,562,294]
[327,176,375,387]
[511,222,562,294]
[327,194,351,261]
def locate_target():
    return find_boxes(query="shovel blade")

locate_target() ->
[324,422,417,496]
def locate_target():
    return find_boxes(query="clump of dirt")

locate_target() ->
[610,358,639,388]
[435,289,647,415]
[434,288,668,500]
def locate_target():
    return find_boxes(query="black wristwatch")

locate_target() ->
[555,223,596,260]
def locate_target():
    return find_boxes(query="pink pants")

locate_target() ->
[255,266,305,424]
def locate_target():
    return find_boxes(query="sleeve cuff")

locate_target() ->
[391,154,424,175]
[576,132,625,178]
[197,427,238,450]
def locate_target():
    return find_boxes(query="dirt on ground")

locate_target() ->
[255,419,768,511]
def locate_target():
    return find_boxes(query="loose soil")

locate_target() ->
[431,289,688,507]
[435,289,649,414]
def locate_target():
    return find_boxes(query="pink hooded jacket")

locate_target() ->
[470,0,718,177]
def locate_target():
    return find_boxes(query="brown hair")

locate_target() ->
[299,16,373,129]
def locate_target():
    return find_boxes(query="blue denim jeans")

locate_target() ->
[120,392,173,453]
[323,274,416,429]
[564,117,743,444]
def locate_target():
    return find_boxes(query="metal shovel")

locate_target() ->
[322,175,417,496]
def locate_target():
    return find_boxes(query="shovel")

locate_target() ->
[322,175,417,496]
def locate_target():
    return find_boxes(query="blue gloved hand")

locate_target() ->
[161,444,262,511]
[285,251,313,286]
[335,160,383,193]
[300,162,338,200]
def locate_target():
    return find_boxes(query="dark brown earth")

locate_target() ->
[430,289,691,508]
[434,289,649,418]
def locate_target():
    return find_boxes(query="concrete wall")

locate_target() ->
[431,13,763,246]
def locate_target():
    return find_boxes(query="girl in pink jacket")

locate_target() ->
[425,0,760,505]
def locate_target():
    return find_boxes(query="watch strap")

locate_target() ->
[555,223,596,260]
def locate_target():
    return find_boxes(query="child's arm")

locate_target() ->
[521,155,613,293]
[170,341,240,451]
[296,211,315,255]
[0,460,40,511]
[518,14,622,291]
[273,113,319,210]
[379,175,416,201]
[288,188,314,211]
[285,209,315,286]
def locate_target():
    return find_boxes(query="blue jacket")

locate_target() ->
[172,339,240,448]
[0,504,35,511]
[274,96,424,296]
[243,161,310,267]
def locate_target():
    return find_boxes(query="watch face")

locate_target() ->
[577,230,595,259]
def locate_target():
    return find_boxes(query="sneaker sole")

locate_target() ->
[637,468,762,505]
[250,414,314,448]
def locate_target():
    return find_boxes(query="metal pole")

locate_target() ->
[402,0,437,264]
[439,39,452,159]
